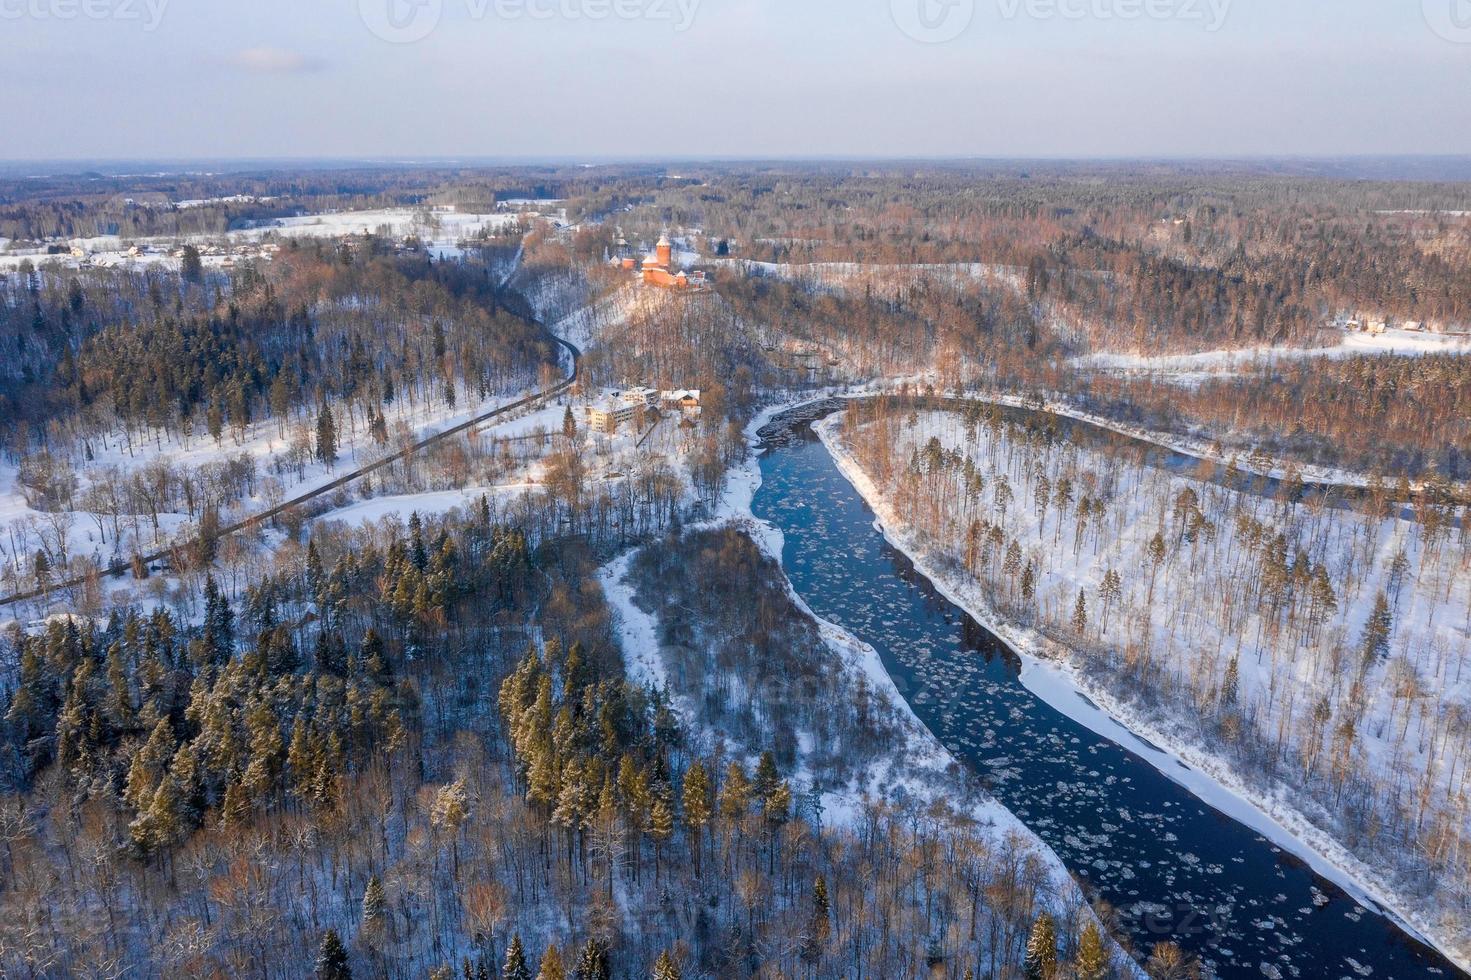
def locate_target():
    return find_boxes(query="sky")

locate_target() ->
[2,0,1469,160]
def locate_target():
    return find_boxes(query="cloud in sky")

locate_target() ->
[229,47,326,74]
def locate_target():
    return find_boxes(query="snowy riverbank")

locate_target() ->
[598,397,1143,974]
[813,410,1471,974]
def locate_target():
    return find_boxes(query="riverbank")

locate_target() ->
[813,409,1471,975]
[599,398,1144,976]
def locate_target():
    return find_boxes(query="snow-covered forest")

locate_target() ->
[827,399,1471,952]
[4,159,1471,978]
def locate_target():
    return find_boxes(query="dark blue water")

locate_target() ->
[751,408,1464,980]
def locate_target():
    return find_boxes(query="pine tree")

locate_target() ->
[563,405,577,441]
[682,760,713,873]
[1076,920,1109,980]
[753,751,780,802]
[764,780,792,829]
[362,875,387,930]
[536,945,566,980]
[1147,531,1167,601]
[650,794,674,847]
[201,574,234,668]
[1362,591,1393,664]
[720,761,752,822]
[573,938,609,980]
[503,934,532,980]
[180,245,204,284]
[1071,589,1088,636]
[1023,912,1058,980]
[316,404,339,466]
[220,779,252,826]
[315,928,352,980]
[1221,655,1240,707]
[124,717,175,809]
[1003,540,1023,581]
[30,544,53,591]
[802,873,831,961]
[1099,568,1123,630]
[652,949,681,980]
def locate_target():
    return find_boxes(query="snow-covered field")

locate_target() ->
[1074,328,1471,381]
[230,207,522,242]
[715,258,1022,297]
[817,407,1471,971]
[0,206,543,273]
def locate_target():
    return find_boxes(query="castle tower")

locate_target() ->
[656,233,672,270]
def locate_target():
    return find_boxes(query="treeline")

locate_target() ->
[626,166,1471,349]
[1083,353,1471,479]
[1,240,557,455]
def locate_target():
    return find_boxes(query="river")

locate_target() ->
[751,404,1464,980]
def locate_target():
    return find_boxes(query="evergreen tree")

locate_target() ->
[652,949,681,980]
[720,761,752,821]
[32,550,51,591]
[221,779,252,826]
[315,928,352,980]
[563,405,577,441]
[802,873,831,961]
[682,760,712,872]
[753,751,780,802]
[573,938,609,980]
[1076,920,1109,980]
[1023,912,1058,980]
[316,404,339,465]
[362,875,387,930]
[764,780,792,829]
[1362,591,1393,663]
[180,245,204,284]
[1071,589,1088,636]
[201,574,234,667]
[1221,655,1240,707]
[503,934,532,980]
[536,945,566,980]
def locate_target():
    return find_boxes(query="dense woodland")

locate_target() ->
[0,500,1146,978]
[1,241,552,451]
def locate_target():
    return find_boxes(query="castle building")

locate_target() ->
[639,233,706,290]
